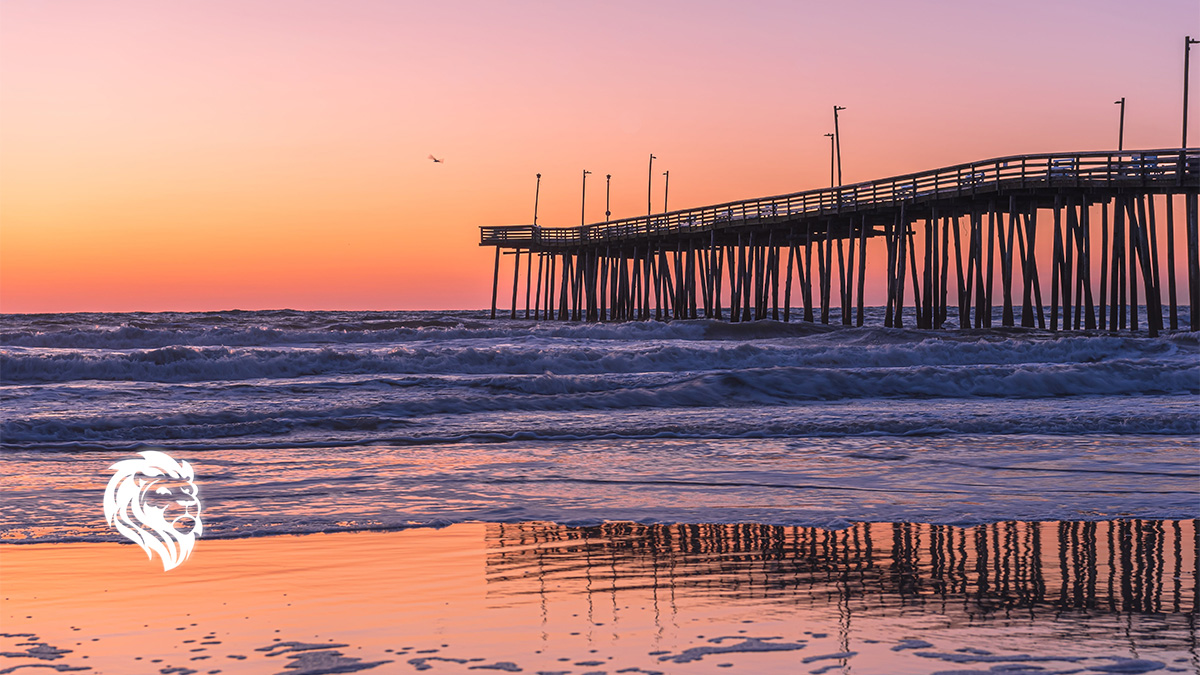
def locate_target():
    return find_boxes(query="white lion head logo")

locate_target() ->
[104,450,203,571]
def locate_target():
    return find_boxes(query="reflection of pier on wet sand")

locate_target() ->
[486,520,1198,617]
[3,520,1195,674]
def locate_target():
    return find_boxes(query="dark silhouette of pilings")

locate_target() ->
[485,519,1198,617]
[484,149,1200,333]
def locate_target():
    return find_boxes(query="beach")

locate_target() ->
[3,520,1196,674]
[1,310,1198,674]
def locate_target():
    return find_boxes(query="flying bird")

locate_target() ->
[428,154,443,163]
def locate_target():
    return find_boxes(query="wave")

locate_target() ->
[3,369,1196,448]
[6,416,1198,452]
[2,332,1195,384]
[3,307,1195,349]
[0,311,716,349]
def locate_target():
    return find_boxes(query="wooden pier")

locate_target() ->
[482,149,1200,335]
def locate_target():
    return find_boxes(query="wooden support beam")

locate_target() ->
[1113,200,1127,331]
[1188,193,1200,331]
[770,236,780,322]
[999,200,1015,327]
[490,246,501,320]
[820,223,832,324]
[1050,198,1063,331]
[954,214,968,329]
[884,216,896,327]
[705,228,715,317]
[838,223,850,325]
[558,253,571,320]
[1165,195,1177,330]
[857,215,869,327]
[1028,210,1045,329]
[895,206,908,328]
[586,250,597,322]
[598,249,608,321]
[570,251,579,321]
[1127,199,1139,331]
[751,234,763,320]
[524,251,533,319]
[710,231,719,319]
[657,242,667,319]
[547,254,557,320]
[685,244,692,321]
[1099,201,1109,331]
[1063,198,1078,330]
[933,215,942,328]
[1070,196,1080,329]
[970,210,984,328]
[784,241,795,322]
[534,253,544,320]
[666,245,675,320]
[1144,195,1163,333]
[1135,196,1161,336]
[926,214,936,329]
[1079,199,1096,330]
[510,247,522,320]
[643,244,653,320]
[907,214,924,329]
[745,233,756,322]
[803,224,814,322]
[984,203,996,328]
[688,241,699,319]
[1017,210,1038,328]
[731,236,743,323]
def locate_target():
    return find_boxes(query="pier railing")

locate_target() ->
[481,149,1198,248]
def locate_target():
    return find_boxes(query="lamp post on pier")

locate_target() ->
[605,174,612,222]
[1115,98,1125,151]
[824,133,835,188]
[533,173,541,225]
[581,170,591,226]
[662,170,670,213]
[1185,36,1199,150]
[647,153,656,216]
[833,105,846,186]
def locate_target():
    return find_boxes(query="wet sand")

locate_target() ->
[2,520,1196,674]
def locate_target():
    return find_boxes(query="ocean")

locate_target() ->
[2,309,1198,540]
[1,309,1197,674]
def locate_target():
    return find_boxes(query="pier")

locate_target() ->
[482,149,1200,334]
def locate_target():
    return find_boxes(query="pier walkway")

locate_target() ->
[482,149,1200,334]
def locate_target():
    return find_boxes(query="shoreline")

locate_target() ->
[5,510,1200,545]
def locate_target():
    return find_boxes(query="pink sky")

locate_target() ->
[1,0,1196,312]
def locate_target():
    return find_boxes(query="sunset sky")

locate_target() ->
[2,0,1197,312]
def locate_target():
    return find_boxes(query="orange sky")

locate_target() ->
[1,0,1197,312]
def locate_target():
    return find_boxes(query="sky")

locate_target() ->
[1,0,1197,312]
